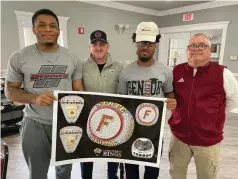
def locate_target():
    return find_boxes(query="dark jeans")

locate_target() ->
[80,162,93,179]
[80,162,119,179]
[125,164,160,179]
[108,162,119,179]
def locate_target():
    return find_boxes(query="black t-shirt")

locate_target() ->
[97,64,105,73]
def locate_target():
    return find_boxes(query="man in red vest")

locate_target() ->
[168,33,238,179]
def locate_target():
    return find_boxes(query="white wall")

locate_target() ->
[1,1,158,70]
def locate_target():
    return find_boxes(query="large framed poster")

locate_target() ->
[51,90,167,168]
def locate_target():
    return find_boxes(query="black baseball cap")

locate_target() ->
[90,30,108,44]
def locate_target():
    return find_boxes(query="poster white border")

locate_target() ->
[50,90,167,168]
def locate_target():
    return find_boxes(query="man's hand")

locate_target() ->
[32,91,56,106]
[166,98,177,110]
[6,81,56,106]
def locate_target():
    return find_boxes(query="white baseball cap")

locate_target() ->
[135,22,159,42]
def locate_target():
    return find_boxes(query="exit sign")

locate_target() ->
[183,13,194,21]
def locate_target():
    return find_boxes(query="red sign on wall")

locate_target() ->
[78,27,84,34]
[183,13,194,21]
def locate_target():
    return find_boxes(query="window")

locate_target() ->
[167,38,188,67]
[14,10,69,48]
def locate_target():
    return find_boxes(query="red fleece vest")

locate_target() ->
[169,62,226,146]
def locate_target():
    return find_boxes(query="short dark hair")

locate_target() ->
[32,9,59,27]
[131,33,161,43]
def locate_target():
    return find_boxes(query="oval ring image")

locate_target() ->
[87,101,134,147]
[135,103,159,126]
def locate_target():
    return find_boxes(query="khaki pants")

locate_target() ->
[168,134,220,179]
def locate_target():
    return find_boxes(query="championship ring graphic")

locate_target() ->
[131,138,154,159]
[135,103,159,126]
[59,126,83,153]
[60,95,84,123]
[87,101,134,147]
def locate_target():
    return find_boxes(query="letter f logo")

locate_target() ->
[96,114,114,132]
[143,110,151,119]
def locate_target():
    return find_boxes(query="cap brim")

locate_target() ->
[136,35,156,42]
[90,38,108,44]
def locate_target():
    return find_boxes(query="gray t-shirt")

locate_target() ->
[6,44,82,124]
[118,60,173,97]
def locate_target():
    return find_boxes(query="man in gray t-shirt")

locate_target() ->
[118,22,176,179]
[118,60,173,97]
[5,9,83,179]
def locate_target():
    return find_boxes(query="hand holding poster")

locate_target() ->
[51,90,167,168]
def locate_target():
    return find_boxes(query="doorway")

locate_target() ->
[158,21,229,67]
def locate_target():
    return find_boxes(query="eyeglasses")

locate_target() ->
[137,41,155,47]
[187,44,210,51]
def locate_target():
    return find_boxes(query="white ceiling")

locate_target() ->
[115,1,211,11]
[81,1,238,16]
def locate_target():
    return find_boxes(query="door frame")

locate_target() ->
[158,21,230,65]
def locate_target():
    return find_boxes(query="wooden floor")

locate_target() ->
[2,112,238,179]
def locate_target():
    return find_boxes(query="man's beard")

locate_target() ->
[138,50,154,62]
[139,56,152,62]
[44,42,56,46]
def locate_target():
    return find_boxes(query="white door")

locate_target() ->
[158,32,190,67]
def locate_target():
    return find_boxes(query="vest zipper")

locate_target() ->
[188,78,195,121]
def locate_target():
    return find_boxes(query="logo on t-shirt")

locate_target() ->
[127,78,163,96]
[30,65,69,88]
[178,78,184,82]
